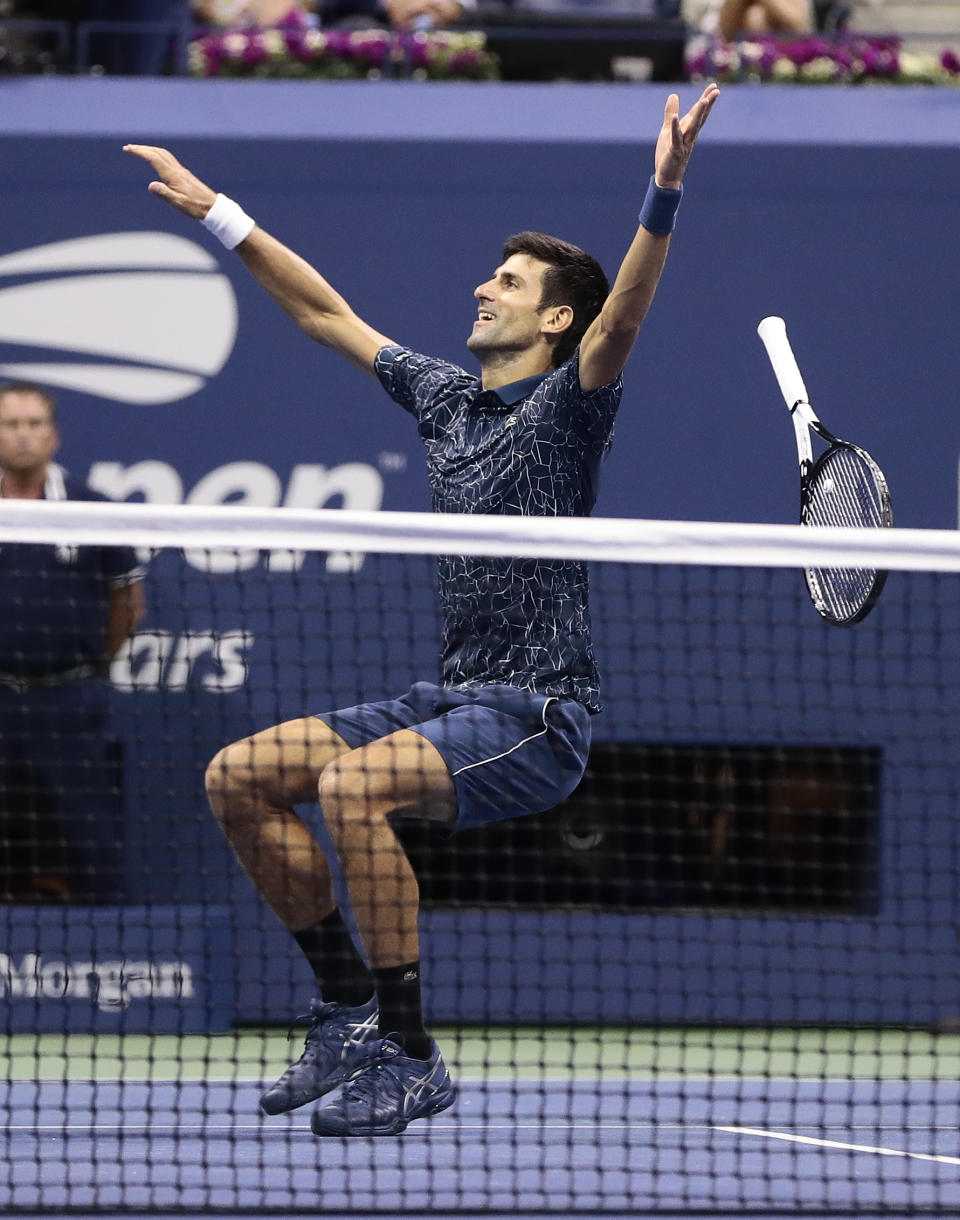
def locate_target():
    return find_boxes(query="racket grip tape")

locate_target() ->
[757,316,811,412]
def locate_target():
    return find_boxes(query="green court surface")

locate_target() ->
[7,1025,960,1217]
[5,1024,960,1082]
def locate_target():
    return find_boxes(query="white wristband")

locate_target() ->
[201,193,256,250]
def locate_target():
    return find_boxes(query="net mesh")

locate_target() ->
[2,501,960,1216]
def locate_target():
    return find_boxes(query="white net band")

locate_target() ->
[0,498,955,572]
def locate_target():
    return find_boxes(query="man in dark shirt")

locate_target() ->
[0,382,146,902]
[125,83,718,1134]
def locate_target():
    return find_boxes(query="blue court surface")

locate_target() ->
[3,1075,960,1217]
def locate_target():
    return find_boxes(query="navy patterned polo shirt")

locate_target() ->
[375,344,623,712]
[0,466,144,679]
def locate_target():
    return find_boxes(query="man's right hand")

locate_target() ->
[124,141,395,374]
[123,145,217,220]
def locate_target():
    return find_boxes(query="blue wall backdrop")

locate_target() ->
[1,79,959,1028]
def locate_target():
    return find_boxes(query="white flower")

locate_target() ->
[222,32,248,58]
[799,55,837,81]
[712,44,740,72]
[263,29,284,55]
[898,52,944,82]
[771,58,797,80]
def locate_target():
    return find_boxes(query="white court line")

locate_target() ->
[9,1121,960,1136]
[715,1125,960,1167]
[13,1075,955,1085]
[6,1122,665,1133]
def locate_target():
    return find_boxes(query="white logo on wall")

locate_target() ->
[0,953,194,1011]
[0,232,237,403]
[89,459,385,573]
[110,629,253,693]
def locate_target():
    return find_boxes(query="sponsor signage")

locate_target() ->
[0,232,237,404]
[3,120,960,1028]
[0,905,234,1033]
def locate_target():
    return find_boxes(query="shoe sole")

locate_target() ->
[261,1031,382,1114]
[310,1088,457,1137]
[260,1078,339,1116]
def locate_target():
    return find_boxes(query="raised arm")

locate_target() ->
[123,144,395,377]
[578,84,719,394]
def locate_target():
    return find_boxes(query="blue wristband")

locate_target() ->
[638,175,683,236]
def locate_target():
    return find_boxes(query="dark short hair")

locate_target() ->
[502,231,609,368]
[0,381,57,424]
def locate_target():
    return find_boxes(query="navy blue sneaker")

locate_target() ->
[310,1036,457,1136]
[259,997,379,1115]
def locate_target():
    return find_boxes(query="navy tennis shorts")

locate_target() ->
[318,681,591,832]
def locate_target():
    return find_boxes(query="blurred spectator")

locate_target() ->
[369,0,470,30]
[0,382,146,903]
[685,0,813,40]
[208,0,488,34]
[193,0,316,25]
[304,0,477,32]
[1,1,72,72]
[84,0,193,74]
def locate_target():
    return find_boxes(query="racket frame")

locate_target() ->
[757,316,892,626]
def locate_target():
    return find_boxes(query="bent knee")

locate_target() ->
[317,747,454,827]
[317,756,370,814]
[317,755,400,828]
[205,740,257,807]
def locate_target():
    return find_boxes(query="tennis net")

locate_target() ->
[2,499,960,1217]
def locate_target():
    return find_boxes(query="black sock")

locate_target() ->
[292,910,375,1008]
[372,961,432,1060]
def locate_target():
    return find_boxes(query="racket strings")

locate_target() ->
[803,447,891,624]
[805,448,887,529]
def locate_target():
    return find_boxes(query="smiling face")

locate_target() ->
[466,253,560,364]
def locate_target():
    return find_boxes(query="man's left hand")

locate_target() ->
[654,84,720,192]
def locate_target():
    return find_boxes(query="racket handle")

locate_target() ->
[757,316,811,414]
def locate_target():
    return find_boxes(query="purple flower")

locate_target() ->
[403,33,433,69]
[241,32,268,66]
[347,29,391,67]
[942,48,960,75]
[781,36,835,67]
[858,41,899,78]
[189,24,497,80]
[756,42,781,76]
[449,48,480,73]
[677,31,957,89]
[324,30,351,57]
[276,6,310,29]
[282,22,313,60]
[685,49,711,77]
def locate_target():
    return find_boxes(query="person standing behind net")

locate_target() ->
[0,382,146,902]
[124,83,718,1137]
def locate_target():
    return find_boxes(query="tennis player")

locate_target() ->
[125,83,718,1137]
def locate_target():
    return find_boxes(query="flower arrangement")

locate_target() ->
[686,34,960,86]
[188,22,500,81]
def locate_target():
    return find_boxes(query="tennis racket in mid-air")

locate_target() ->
[757,315,893,626]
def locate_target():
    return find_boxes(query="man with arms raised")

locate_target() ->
[125,84,718,1136]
